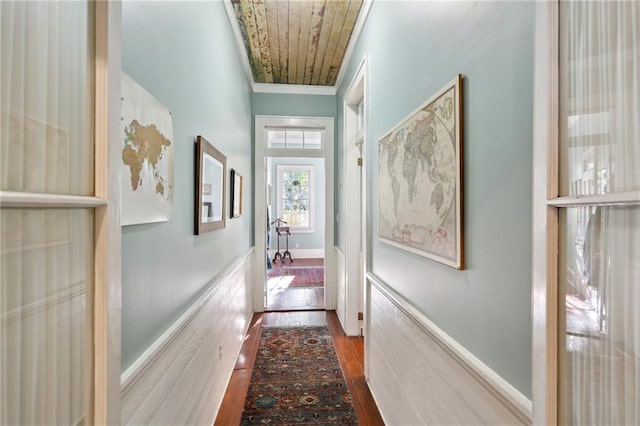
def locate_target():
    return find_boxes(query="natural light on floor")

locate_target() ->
[267,274,296,295]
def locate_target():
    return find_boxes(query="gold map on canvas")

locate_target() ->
[122,119,172,199]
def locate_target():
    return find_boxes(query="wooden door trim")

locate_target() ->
[0,192,107,208]
[94,1,122,424]
[532,2,559,424]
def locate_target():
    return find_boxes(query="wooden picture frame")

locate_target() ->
[230,169,243,218]
[195,135,226,234]
[377,74,464,269]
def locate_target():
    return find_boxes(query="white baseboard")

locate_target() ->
[121,248,254,425]
[366,273,532,425]
[269,248,324,260]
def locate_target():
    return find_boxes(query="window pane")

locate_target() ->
[304,131,322,149]
[280,168,311,228]
[0,1,94,195]
[559,206,640,425]
[559,1,640,196]
[285,130,303,149]
[267,129,323,150]
[267,130,285,148]
[1,208,93,425]
[283,208,309,227]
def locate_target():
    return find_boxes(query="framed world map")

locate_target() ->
[378,75,463,269]
[120,73,174,226]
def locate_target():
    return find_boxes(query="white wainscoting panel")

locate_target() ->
[121,249,254,425]
[335,247,347,331]
[367,274,532,426]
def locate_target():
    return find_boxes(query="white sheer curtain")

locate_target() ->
[560,1,640,425]
[1,1,94,425]
[1,0,94,195]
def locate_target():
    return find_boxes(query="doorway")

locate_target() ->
[254,116,335,313]
[265,156,326,310]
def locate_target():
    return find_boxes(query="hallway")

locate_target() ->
[215,311,384,425]
[5,1,639,424]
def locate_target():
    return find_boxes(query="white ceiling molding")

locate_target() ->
[252,82,337,96]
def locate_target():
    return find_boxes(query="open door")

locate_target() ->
[342,58,367,337]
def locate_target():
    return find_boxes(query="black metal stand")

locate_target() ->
[271,218,293,264]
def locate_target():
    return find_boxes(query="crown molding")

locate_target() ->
[251,82,337,96]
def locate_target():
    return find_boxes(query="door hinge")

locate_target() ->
[357,312,363,320]
[357,157,363,166]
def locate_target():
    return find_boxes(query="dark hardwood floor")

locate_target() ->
[214,311,384,426]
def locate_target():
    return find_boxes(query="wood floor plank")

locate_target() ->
[267,287,325,311]
[214,311,383,425]
[328,311,385,425]
[214,370,250,426]
[234,318,261,370]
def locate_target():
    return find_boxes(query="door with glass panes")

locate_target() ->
[533,2,640,424]
[1,2,116,424]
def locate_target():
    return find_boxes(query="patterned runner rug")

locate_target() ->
[267,266,324,288]
[241,326,357,425]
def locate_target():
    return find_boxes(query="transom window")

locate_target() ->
[277,165,315,232]
[268,129,322,150]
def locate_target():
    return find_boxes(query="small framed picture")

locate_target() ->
[230,169,243,218]
[195,135,226,234]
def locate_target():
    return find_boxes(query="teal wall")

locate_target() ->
[252,93,336,118]
[268,157,325,251]
[121,1,253,371]
[337,1,534,396]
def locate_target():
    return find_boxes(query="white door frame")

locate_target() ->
[342,58,367,337]
[254,115,335,312]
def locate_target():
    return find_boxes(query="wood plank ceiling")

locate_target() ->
[232,0,364,86]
